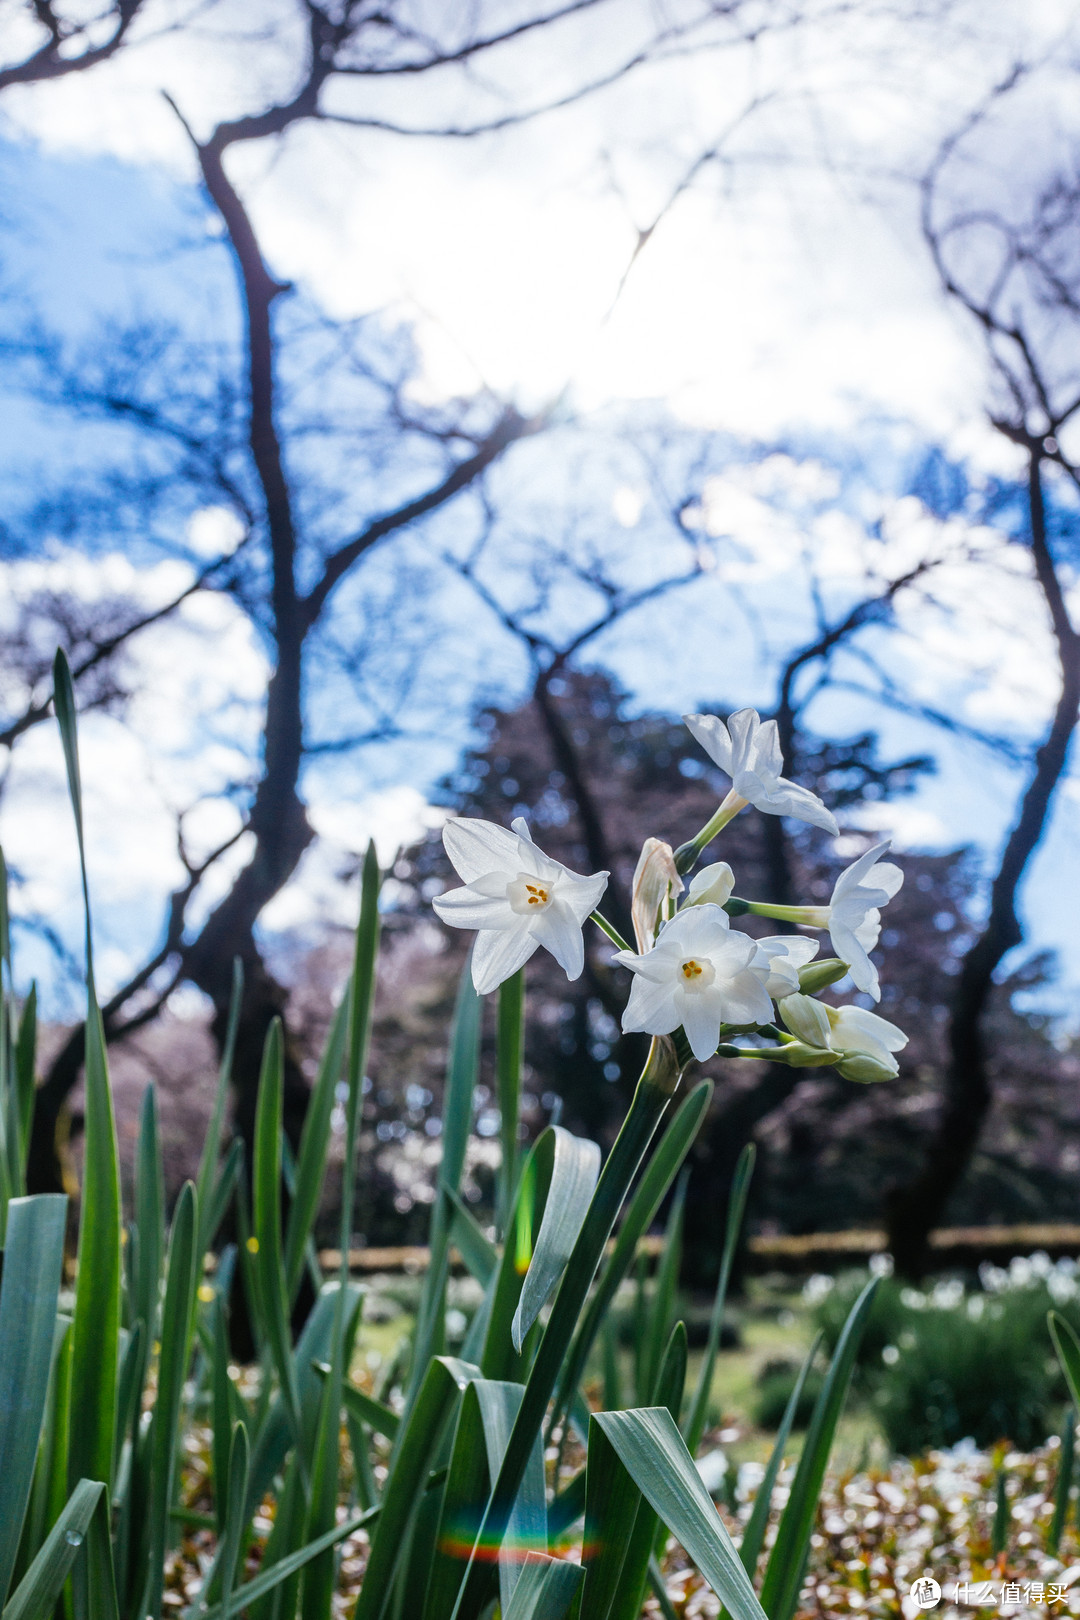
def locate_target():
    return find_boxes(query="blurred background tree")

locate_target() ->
[0,0,1076,1284]
[0,0,804,1189]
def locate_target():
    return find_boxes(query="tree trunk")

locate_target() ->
[885,453,1080,1276]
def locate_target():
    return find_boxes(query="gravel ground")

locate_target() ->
[162,1399,1080,1618]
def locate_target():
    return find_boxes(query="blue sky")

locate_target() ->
[0,8,1077,1028]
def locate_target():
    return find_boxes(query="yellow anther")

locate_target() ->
[525,884,549,905]
[681,959,705,980]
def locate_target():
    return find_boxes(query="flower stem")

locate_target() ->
[450,1044,678,1619]
[673,790,747,875]
[745,900,829,926]
[495,969,525,1241]
[591,910,633,953]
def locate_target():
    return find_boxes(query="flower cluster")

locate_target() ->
[432,708,907,1080]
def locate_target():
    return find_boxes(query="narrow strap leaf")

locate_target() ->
[51,651,93,979]
[447,1189,497,1287]
[0,1194,68,1609]
[196,958,243,1260]
[426,1378,546,1620]
[638,1170,687,1404]
[1049,1404,1075,1554]
[408,960,482,1409]
[593,1407,768,1620]
[501,1553,582,1620]
[14,986,37,1178]
[142,1182,199,1620]
[2,1478,105,1620]
[340,1381,400,1443]
[220,1421,249,1619]
[451,1074,672,1620]
[684,1143,755,1452]
[1050,1312,1080,1410]
[133,1085,165,1348]
[549,1080,711,1442]
[737,1333,823,1580]
[511,1127,600,1353]
[353,1356,479,1620]
[285,992,347,1303]
[760,1278,879,1620]
[251,1021,303,1450]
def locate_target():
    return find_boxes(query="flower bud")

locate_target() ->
[631,837,684,952]
[797,957,849,994]
[767,1039,836,1069]
[687,861,735,908]
[835,1051,899,1083]
[777,992,832,1048]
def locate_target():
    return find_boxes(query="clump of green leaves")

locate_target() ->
[0,652,884,1620]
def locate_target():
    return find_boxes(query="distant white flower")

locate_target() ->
[683,709,839,835]
[616,904,774,1062]
[686,861,735,908]
[433,816,608,995]
[822,841,903,1001]
[744,843,902,1000]
[631,838,684,952]
[778,992,907,1082]
[752,935,820,999]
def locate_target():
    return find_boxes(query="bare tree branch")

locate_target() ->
[0,0,144,91]
[301,406,544,626]
[0,547,241,751]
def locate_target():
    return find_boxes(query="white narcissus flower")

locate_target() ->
[778,992,907,1082]
[433,816,608,995]
[615,904,775,1062]
[822,841,903,1001]
[683,709,839,836]
[752,935,820,999]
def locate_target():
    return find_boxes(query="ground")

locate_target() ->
[162,1275,1080,1617]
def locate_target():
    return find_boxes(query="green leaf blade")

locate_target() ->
[353,1356,480,1620]
[760,1278,879,1620]
[67,997,122,1496]
[0,1194,68,1609]
[511,1126,600,1353]
[142,1181,199,1620]
[593,1407,768,1620]
[501,1553,582,1620]
[285,995,347,1304]
[495,970,525,1237]
[252,1020,302,1447]
[684,1143,755,1453]
[550,1080,711,1441]
[2,1478,105,1620]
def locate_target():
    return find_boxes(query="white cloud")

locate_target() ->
[186,506,245,559]
[0,0,1048,445]
[847,800,948,851]
[0,548,267,996]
